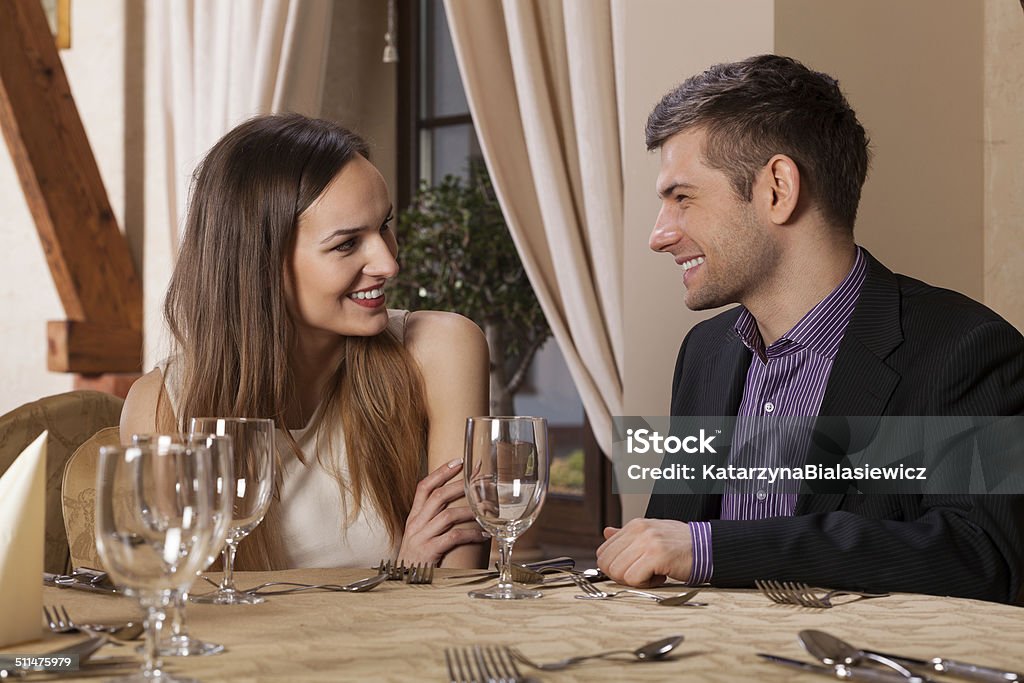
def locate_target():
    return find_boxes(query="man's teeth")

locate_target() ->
[350,288,384,300]
[682,256,705,271]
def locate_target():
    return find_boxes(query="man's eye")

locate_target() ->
[675,194,689,203]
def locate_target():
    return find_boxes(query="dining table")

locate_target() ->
[6,567,1024,682]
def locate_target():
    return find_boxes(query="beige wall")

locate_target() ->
[984,0,1024,332]
[776,0,984,300]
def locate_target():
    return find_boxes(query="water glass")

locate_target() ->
[463,416,549,599]
[189,418,275,605]
[95,440,214,682]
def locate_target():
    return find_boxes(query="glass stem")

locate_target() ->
[170,590,187,639]
[220,540,238,592]
[497,537,516,593]
[141,599,166,677]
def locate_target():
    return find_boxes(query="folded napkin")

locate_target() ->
[0,431,46,647]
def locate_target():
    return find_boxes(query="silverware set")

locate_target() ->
[444,635,685,681]
[758,628,1023,682]
[754,579,890,608]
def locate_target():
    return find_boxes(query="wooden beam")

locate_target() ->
[0,0,143,374]
[47,321,142,374]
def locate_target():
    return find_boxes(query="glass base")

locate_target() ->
[468,584,543,600]
[189,588,264,605]
[157,634,226,657]
[106,670,199,683]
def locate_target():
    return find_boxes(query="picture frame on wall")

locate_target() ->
[40,0,70,50]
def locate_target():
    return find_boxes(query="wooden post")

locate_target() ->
[0,0,142,375]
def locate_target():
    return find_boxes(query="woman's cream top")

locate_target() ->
[157,310,411,568]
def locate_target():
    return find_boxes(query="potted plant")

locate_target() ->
[390,162,551,416]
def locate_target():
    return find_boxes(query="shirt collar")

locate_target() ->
[733,247,867,362]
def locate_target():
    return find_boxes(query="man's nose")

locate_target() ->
[649,212,681,253]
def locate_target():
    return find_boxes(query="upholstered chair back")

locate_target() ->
[0,391,123,573]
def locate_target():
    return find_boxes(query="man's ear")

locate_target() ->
[758,154,800,225]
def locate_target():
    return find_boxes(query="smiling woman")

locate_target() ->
[119,114,491,572]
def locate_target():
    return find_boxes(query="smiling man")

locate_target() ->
[597,55,1024,602]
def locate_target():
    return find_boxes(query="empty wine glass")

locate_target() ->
[95,440,214,682]
[154,434,233,656]
[189,418,275,605]
[463,416,549,600]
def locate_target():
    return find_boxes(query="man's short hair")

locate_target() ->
[646,54,870,232]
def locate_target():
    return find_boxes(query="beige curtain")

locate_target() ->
[444,0,624,454]
[154,0,334,246]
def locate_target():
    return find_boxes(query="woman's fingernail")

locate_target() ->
[448,458,464,469]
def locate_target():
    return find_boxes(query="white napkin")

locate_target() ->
[0,430,46,647]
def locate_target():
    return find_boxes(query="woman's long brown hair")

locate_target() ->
[162,114,427,569]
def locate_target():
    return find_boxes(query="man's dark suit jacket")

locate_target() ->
[645,251,1024,603]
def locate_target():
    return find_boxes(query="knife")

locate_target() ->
[444,556,576,581]
[42,573,119,595]
[870,650,1020,683]
[758,653,925,682]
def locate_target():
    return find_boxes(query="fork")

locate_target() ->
[444,645,522,683]
[754,579,890,608]
[572,576,705,606]
[42,605,143,642]
[378,559,437,582]
[404,563,435,585]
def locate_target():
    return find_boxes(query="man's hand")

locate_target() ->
[596,519,693,587]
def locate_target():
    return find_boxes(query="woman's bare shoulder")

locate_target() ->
[120,368,171,442]
[404,310,487,364]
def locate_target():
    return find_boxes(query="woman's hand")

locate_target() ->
[397,458,490,566]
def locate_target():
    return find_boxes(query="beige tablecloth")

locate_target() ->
[6,568,1023,682]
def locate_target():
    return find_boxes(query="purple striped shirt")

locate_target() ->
[687,247,867,585]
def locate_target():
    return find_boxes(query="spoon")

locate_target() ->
[799,630,923,681]
[242,572,390,595]
[513,635,685,671]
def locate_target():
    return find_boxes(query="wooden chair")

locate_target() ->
[61,426,121,570]
[0,391,123,573]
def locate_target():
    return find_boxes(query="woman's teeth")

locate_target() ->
[682,256,705,271]
[349,288,384,300]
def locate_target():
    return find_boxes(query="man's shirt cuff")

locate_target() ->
[688,520,713,585]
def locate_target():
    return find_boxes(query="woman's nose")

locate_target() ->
[364,237,400,278]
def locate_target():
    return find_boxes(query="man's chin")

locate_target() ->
[684,290,730,312]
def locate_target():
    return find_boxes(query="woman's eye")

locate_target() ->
[381,215,394,233]
[333,238,357,253]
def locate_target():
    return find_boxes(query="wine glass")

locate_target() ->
[463,416,549,600]
[189,417,275,605]
[95,440,214,682]
[154,434,233,656]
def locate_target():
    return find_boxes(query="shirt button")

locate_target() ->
[764,401,775,413]
[756,489,768,501]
